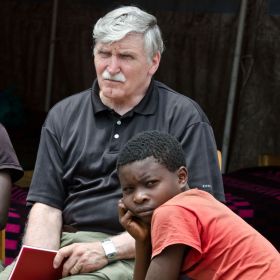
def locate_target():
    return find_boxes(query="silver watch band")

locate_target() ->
[101,238,117,263]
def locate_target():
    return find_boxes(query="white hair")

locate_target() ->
[93,6,164,61]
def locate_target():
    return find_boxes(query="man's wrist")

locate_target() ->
[101,238,118,263]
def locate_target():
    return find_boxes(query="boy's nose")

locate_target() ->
[133,191,149,204]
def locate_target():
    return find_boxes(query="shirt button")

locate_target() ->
[117,120,121,125]
[114,134,120,139]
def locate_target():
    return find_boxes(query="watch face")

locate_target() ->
[108,252,116,258]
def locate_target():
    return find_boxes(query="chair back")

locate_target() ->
[217,150,222,171]
[258,154,280,166]
[0,229,5,262]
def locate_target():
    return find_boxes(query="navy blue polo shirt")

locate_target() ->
[27,79,224,234]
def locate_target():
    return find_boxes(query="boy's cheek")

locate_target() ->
[122,198,135,215]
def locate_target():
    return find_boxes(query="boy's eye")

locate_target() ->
[122,187,134,195]
[146,180,157,187]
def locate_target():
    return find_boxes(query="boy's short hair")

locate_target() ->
[117,130,186,172]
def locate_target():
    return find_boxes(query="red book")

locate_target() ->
[8,245,63,280]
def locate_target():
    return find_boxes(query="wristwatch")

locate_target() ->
[101,238,118,263]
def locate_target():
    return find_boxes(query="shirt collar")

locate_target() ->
[91,79,158,116]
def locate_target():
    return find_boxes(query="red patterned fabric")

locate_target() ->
[4,185,29,265]
[223,167,280,251]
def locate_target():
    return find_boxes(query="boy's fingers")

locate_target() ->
[118,200,126,217]
[118,199,125,209]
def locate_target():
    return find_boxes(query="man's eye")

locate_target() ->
[98,51,111,58]
[120,54,133,60]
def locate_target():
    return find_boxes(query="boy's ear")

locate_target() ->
[177,166,188,185]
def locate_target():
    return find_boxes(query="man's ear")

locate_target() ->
[148,51,161,76]
[177,166,188,186]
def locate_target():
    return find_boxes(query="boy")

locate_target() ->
[117,130,280,280]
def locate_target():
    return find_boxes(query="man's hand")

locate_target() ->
[118,199,150,242]
[53,241,107,277]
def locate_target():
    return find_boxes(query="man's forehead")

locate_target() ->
[95,34,144,51]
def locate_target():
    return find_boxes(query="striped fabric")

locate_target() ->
[223,166,280,252]
[4,185,29,266]
[224,192,254,223]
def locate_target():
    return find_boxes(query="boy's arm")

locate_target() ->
[145,244,187,280]
[119,201,188,279]
[118,200,152,280]
[134,239,152,280]
[0,172,12,229]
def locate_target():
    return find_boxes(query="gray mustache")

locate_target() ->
[102,70,126,82]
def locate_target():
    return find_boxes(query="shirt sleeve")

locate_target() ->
[151,205,202,259]
[27,119,66,209]
[0,123,24,182]
[179,122,225,202]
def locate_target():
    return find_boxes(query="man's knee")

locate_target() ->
[61,259,134,280]
[0,261,15,280]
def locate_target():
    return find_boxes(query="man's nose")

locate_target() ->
[107,56,120,74]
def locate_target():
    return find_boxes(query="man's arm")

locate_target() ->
[53,200,137,277]
[23,202,62,249]
[110,230,135,260]
[178,123,224,201]
[0,172,12,230]
[53,230,135,277]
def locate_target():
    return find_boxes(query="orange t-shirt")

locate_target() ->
[151,189,280,280]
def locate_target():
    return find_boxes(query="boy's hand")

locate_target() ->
[118,200,150,242]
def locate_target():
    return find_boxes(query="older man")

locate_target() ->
[1,5,224,280]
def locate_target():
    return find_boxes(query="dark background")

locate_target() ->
[0,0,279,173]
